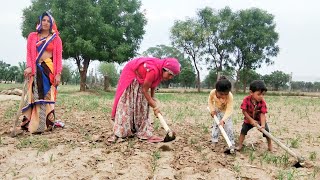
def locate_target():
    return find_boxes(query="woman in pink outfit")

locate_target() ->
[16,11,63,133]
[109,57,181,142]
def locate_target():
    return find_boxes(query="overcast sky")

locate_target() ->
[1,0,319,81]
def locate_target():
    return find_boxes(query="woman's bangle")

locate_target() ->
[153,106,159,111]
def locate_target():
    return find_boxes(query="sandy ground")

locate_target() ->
[0,94,319,180]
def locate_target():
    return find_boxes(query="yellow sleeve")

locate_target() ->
[208,89,216,112]
[221,92,233,122]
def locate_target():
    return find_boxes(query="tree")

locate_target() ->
[290,81,305,91]
[70,69,80,85]
[230,8,279,92]
[61,64,72,85]
[171,18,205,92]
[0,60,10,81]
[313,82,320,92]
[267,71,290,91]
[203,68,234,89]
[239,69,261,92]
[179,67,196,88]
[198,7,234,75]
[98,62,119,88]
[16,62,26,83]
[22,0,147,91]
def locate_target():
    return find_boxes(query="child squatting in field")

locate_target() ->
[237,80,273,151]
[208,76,235,148]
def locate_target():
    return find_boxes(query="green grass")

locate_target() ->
[0,83,23,91]
[16,136,51,152]
[151,150,161,173]
[3,102,19,121]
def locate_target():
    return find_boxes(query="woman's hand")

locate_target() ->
[24,67,32,77]
[54,74,61,86]
[153,107,161,117]
[210,110,216,118]
[219,120,225,127]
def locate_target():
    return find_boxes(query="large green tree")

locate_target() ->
[198,7,234,75]
[171,18,205,92]
[230,8,279,92]
[22,0,146,91]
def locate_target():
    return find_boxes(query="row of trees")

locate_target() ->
[170,7,279,92]
[1,59,320,92]
[203,69,290,91]
[0,60,25,83]
[21,1,278,92]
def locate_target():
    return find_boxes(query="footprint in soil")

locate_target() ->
[159,144,173,151]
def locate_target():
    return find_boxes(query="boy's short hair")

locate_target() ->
[215,76,232,92]
[250,80,267,92]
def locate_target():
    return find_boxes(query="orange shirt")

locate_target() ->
[208,89,234,121]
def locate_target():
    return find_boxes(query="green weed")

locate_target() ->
[49,154,54,163]
[249,150,255,164]
[289,137,300,148]
[309,151,317,161]
[153,118,160,131]
[232,163,241,174]
[16,136,50,152]
[151,150,161,173]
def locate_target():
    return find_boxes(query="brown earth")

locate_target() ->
[0,94,319,179]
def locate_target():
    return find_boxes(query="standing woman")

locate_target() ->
[109,57,181,142]
[21,11,62,133]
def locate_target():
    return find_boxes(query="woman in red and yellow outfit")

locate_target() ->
[19,11,62,133]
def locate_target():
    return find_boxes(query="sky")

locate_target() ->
[1,0,319,82]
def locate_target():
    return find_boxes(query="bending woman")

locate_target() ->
[21,11,62,133]
[110,57,180,142]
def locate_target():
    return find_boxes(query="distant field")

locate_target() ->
[0,84,319,179]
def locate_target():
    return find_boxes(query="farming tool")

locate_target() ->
[10,78,28,137]
[207,107,235,154]
[156,113,176,142]
[255,123,305,167]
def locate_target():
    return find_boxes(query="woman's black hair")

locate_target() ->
[215,76,232,93]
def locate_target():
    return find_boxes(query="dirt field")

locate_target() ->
[0,85,319,179]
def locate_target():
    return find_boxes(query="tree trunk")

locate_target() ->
[104,75,110,92]
[235,70,241,93]
[243,80,247,93]
[192,58,201,93]
[80,70,87,91]
[196,72,200,92]
[217,71,221,81]
[76,57,90,91]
